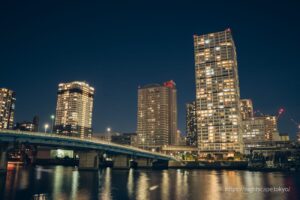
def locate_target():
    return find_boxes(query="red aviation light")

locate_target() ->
[277,108,285,120]
[163,80,176,88]
[278,108,285,115]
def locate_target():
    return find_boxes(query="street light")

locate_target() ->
[50,115,55,133]
[106,127,111,142]
[44,124,49,133]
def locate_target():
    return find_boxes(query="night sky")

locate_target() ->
[1,1,299,138]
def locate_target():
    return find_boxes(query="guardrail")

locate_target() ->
[0,129,175,160]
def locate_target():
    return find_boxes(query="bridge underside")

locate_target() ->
[0,144,170,171]
[77,151,168,170]
[0,132,173,171]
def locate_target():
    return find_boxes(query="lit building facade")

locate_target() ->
[15,116,39,132]
[186,101,197,146]
[242,118,265,147]
[93,131,121,143]
[240,99,253,120]
[137,81,178,149]
[15,121,36,132]
[279,133,289,142]
[111,133,137,146]
[194,29,243,157]
[54,81,94,138]
[0,88,16,129]
[242,115,282,154]
[256,115,280,141]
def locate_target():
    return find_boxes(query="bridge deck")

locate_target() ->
[0,130,175,161]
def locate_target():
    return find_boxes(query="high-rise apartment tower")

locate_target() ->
[186,101,197,146]
[193,29,243,157]
[137,81,178,150]
[54,81,94,138]
[0,88,16,130]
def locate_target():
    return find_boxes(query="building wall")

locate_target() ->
[54,81,94,138]
[242,118,265,144]
[15,121,36,132]
[255,115,280,141]
[15,116,39,132]
[240,99,253,120]
[167,82,178,145]
[194,29,243,155]
[111,133,137,145]
[242,115,284,152]
[279,135,289,141]
[0,88,16,129]
[137,81,177,149]
[186,101,197,146]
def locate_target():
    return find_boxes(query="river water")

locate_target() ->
[0,165,299,200]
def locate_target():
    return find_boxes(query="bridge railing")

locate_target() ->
[0,129,175,160]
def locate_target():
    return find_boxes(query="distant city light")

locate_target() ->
[44,124,49,133]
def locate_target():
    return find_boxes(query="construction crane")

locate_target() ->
[290,118,300,134]
[277,108,285,120]
[255,107,298,126]
[254,108,300,140]
[254,107,284,120]
[281,109,300,134]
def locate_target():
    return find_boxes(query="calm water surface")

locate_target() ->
[1,165,300,200]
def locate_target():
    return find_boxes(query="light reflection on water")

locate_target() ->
[175,169,189,200]
[0,165,300,200]
[161,170,169,200]
[127,169,134,199]
[100,167,112,200]
[53,166,63,198]
[137,172,149,200]
[71,170,79,200]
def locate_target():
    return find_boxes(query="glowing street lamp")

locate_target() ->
[50,115,55,133]
[107,127,111,142]
[44,124,49,133]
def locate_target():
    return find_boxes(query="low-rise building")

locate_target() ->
[279,133,290,142]
[93,132,137,146]
[14,116,39,132]
[242,116,284,154]
[15,121,36,132]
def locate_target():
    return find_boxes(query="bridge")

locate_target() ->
[0,130,176,171]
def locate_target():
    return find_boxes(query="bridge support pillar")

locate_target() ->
[0,150,8,173]
[136,158,152,168]
[152,159,169,169]
[112,155,130,169]
[0,143,13,173]
[78,151,99,170]
[35,147,51,164]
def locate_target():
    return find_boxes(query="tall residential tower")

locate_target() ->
[193,29,243,157]
[54,81,94,138]
[0,88,16,129]
[186,101,197,146]
[137,81,178,150]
